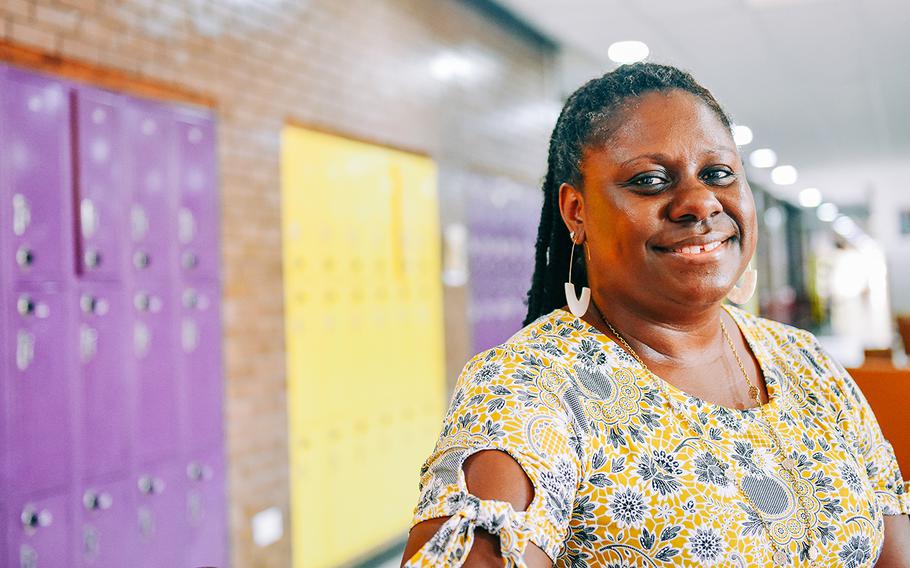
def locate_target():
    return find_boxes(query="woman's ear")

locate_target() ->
[558,182,585,241]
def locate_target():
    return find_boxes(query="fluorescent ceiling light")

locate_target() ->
[749,148,777,168]
[817,202,839,222]
[608,41,649,64]
[798,187,822,208]
[771,165,798,185]
[430,52,474,81]
[732,125,753,146]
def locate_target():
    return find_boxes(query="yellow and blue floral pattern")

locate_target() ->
[406,306,910,567]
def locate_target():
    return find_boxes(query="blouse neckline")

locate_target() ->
[549,304,780,415]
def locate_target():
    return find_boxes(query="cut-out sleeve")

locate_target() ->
[406,346,584,565]
[811,339,910,515]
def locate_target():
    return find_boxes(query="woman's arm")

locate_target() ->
[877,515,910,567]
[401,449,554,566]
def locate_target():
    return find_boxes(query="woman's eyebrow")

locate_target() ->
[619,148,738,168]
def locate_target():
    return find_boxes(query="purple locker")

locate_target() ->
[131,282,179,465]
[132,462,184,568]
[0,68,74,283]
[125,102,174,283]
[465,176,540,354]
[7,492,71,568]
[174,114,219,282]
[74,88,126,281]
[75,479,132,568]
[77,284,130,481]
[4,283,72,497]
[179,285,224,453]
[183,451,227,568]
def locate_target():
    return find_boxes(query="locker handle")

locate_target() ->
[187,461,213,482]
[12,193,31,236]
[20,505,52,530]
[83,490,113,511]
[80,325,99,363]
[130,205,149,241]
[16,330,35,371]
[80,198,98,239]
[84,247,102,269]
[16,295,35,317]
[137,476,165,495]
[16,247,35,269]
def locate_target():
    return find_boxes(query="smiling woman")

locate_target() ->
[401,63,910,567]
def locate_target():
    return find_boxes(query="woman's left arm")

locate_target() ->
[878,515,910,567]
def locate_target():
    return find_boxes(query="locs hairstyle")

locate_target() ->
[523,62,735,326]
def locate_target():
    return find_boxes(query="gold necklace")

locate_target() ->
[590,301,820,566]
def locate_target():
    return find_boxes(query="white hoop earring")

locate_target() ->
[565,231,591,317]
[727,263,758,305]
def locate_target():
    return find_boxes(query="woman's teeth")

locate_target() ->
[673,240,723,255]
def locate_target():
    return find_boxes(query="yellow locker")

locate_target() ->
[281,126,445,567]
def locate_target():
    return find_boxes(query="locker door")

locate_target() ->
[131,282,178,465]
[77,283,130,481]
[0,68,73,283]
[133,462,184,568]
[4,284,72,497]
[76,479,132,568]
[183,452,227,568]
[7,493,71,568]
[74,87,126,281]
[174,114,219,282]
[125,101,174,283]
[179,285,223,453]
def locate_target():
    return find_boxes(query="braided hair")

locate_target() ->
[523,62,734,325]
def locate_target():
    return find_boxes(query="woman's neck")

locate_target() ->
[585,292,729,368]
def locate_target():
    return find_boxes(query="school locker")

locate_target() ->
[183,451,227,568]
[132,461,185,568]
[179,284,224,454]
[73,87,127,281]
[174,114,220,282]
[0,68,74,284]
[3,283,73,498]
[76,283,130,482]
[0,66,227,566]
[75,478,132,567]
[125,101,175,283]
[7,492,71,568]
[282,126,446,567]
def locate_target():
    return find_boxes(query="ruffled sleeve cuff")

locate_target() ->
[878,482,910,516]
[404,495,535,567]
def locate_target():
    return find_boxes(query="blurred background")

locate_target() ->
[0,0,908,567]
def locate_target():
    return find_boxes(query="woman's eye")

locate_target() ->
[703,169,735,183]
[632,174,667,187]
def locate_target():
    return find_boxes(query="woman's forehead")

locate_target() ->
[589,90,736,165]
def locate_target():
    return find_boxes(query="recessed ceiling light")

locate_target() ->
[749,148,777,168]
[607,41,649,64]
[732,125,753,146]
[771,165,798,185]
[817,202,839,222]
[798,187,822,208]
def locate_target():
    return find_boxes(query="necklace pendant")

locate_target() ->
[748,384,759,401]
[808,544,819,560]
[773,549,788,565]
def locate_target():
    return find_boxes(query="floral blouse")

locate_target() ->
[405,306,910,567]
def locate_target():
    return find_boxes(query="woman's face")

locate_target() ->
[562,89,757,312]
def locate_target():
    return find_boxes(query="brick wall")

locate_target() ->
[0,0,558,565]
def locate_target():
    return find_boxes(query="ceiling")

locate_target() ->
[494,0,910,206]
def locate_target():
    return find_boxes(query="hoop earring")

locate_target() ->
[565,231,591,317]
[727,263,757,305]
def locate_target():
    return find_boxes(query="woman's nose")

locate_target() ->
[666,178,723,223]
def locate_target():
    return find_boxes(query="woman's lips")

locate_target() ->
[655,237,734,259]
